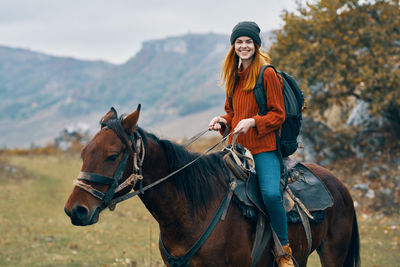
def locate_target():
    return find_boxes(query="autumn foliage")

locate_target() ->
[270,0,400,135]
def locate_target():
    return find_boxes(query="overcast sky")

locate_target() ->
[0,0,298,64]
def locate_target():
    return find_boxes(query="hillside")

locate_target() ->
[0,33,233,148]
[0,46,114,121]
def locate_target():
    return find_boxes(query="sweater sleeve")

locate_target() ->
[252,67,285,136]
[219,96,234,135]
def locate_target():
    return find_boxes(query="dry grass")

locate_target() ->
[0,154,399,266]
[0,155,163,266]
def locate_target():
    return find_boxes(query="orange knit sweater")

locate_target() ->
[221,66,285,155]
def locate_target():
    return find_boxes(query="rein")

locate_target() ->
[109,130,232,206]
[182,128,210,147]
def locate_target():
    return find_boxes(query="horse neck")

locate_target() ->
[138,137,225,237]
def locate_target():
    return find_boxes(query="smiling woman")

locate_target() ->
[208,21,293,266]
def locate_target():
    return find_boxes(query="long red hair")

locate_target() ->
[221,44,271,97]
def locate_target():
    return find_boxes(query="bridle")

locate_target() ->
[73,119,232,209]
[73,119,145,208]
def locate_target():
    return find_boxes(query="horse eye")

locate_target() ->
[105,154,119,162]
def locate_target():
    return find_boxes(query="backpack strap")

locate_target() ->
[253,64,278,115]
[228,65,277,114]
[253,64,288,187]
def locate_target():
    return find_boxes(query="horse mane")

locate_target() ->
[137,127,228,212]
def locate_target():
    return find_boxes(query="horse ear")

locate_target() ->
[122,104,141,133]
[100,107,118,127]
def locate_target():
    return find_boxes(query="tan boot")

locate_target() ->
[275,244,295,267]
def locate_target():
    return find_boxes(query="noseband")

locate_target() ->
[73,120,145,208]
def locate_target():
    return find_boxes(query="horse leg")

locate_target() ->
[303,163,360,267]
[317,211,360,267]
[316,212,355,267]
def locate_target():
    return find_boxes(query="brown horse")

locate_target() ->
[64,106,360,267]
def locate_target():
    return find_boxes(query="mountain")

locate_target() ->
[0,33,234,148]
[60,33,230,124]
[0,46,117,147]
[0,45,115,121]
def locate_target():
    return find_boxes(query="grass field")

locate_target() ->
[0,155,399,266]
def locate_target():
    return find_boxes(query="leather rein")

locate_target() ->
[73,120,231,209]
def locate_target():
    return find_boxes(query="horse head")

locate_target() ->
[64,105,142,226]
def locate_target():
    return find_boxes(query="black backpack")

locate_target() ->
[254,65,304,157]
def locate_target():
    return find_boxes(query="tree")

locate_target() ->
[270,0,400,135]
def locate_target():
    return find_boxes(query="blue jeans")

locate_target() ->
[253,151,289,246]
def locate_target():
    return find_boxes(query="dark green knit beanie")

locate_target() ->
[230,21,261,46]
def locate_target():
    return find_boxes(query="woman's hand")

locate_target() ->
[209,117,227,131]
[233,118,255,134]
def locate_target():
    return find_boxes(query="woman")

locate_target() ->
[209,21,294,267]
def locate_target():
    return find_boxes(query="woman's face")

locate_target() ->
[234,36,255,62]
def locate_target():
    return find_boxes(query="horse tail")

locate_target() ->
[344,211,361,267]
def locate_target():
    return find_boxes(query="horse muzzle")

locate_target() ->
[64,205,101,226]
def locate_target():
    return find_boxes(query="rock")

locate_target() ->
[366,189,375,199]
[346,100,371,127]
[297,117,336,163]
[367,170,379,180]
[380,188,391,195]
[353,183,369,191]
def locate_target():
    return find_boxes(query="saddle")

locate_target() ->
[232,163,333,224]
[222,144,333,222]
[222,143,333,263]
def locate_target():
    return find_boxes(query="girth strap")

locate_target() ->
[296,205,312,256]
[159,181,236,267]
[251,215,271,267]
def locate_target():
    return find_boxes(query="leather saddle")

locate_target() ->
[221,144,333,224]
[232,162,333,224]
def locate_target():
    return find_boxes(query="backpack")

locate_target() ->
[254,65,304,157]
[228,65,304,157]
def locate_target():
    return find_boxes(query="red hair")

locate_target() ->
[221,44,271,97]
